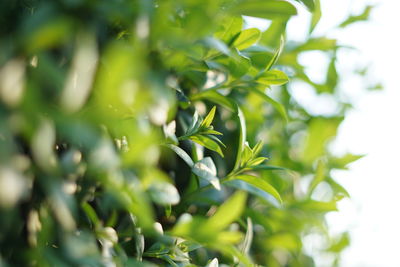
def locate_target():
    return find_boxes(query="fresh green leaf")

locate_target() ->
[233,28,261,50]
[190,135,224,157]
[205,191,247,231]
[201,106,217,128]
[294,0,315,11]
[257,69,289,86]
[310,0,321,33]
[234,105,247,170]
[232,1,297,20]
[339,5,373,28]
[191,90,236,112]
[248,87,289,122]
[228,175,282,203]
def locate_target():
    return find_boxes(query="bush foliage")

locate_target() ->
[0,0,370,266]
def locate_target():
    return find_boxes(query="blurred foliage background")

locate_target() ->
[0,0,371,266]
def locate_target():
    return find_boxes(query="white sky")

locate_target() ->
[287,0,400,266]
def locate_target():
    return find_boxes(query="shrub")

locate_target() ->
[0,0,369,266]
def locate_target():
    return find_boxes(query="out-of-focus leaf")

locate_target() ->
[329,153,364,170]
[260,20,287,48]
[265,35,285,70]
[228,175,282,203]
[234,106,247,170]
[327,233,350,253]
[302,117,343,163]
[242,45,274,70]
[215,16,243,45]
[224,179,280,206]
[326,57,338,93]
[191,90,236,111]
[293,37,337,52]
[257,69,289,86]
[240,217,253,255]
[308,159,326,194]
[206,258,219,267]
[266,233,301,251]
[339,5,373,28]
[192,157,221,190]
[149,182,180,205]
[310,0,321,33]
[248,87,288,122]
[232,1,297,20]
[233,28,261,50]
[297,200,338,212]
[294,0,315,11]
[205,191,247,231]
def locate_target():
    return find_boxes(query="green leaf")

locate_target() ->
[205,191,247,231]
[251,165,286,171]
[339,5,373,28]
[149,182,180,205]
[232,0,297,20]
[166,144,194,167]
[248,87,288,122]
[228,175,282,203]
[247,157,267,167]
[233,28,261,50]
[297,200,338,212]
[242,45,274,70]
[294,0,315,11]
[234,105,247,170]
[257,69,289,86]
[241,142,253,167]
[302,117,343,163]
[186,111,201,135]
[326,57,338,93]
[266,35,285,70]
[224,179,280,206]
[192,157,221,190]
[327,233,350,253]
[260,20,287,48]
[308,159,326,194]
[252,140,264,156]
[191,90,236,112]
[239,217,253,255]
[329,153,364,170]
[201,106,217,128]
[310,0,321,33]
[293,37,337,52]
[227,53,251,77]
[215,16,243,45]
[190,135,224,157]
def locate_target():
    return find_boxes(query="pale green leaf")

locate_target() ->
[232,1,297,20]
[201,106,217,128]
[229,174,282,203]
[206,191,247,230]
[192,157,221,190]
[233,28,261,50]
[248,87,288,122]
[166,144,194,167]
[257,69,289,86]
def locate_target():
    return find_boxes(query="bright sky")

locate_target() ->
[287,0,400,266]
